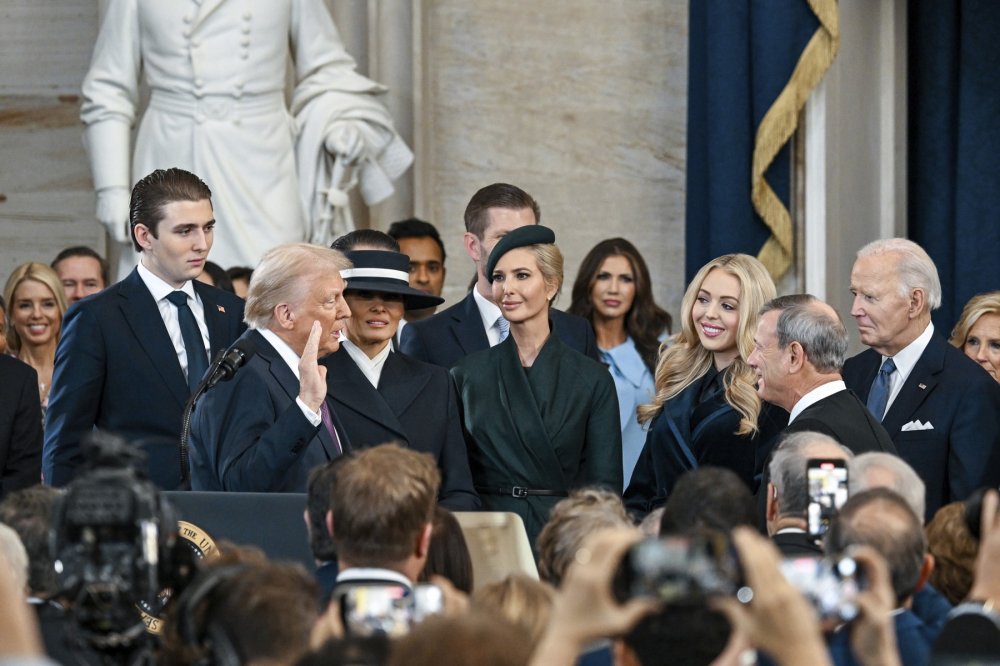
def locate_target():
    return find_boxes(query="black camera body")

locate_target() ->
[50,432,182,652]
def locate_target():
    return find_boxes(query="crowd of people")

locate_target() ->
[0,165,999,665]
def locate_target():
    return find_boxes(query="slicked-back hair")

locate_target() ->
[387,218,447,263]
[768,431,853,519]
[825,488,927,605]
[464,183,540,238]
[51,246,110,288]
[761,294,849,374]
[857,238,942,311]
[331,443,440,568]
[129,168,212,252]
[243,243,351,330]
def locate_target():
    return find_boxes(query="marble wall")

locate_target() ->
[0,0,689,319]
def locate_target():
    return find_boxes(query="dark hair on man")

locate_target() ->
[387,218,447,264]
[0,485,62,598]
[386,612,532,666]
[761,294,848,373]
[624,604,732,666]
[306,455,353,562]
[660,467,756,535]
[419,506,474,594]
[568,237,672,371]
[331,443,440,568]
[298,635,392,666]
[225,266,253,283]
[330,229,400,253]
[463,183,540,239]
[51,246,110,288]
[825,488,927,605]
[200,261,233,293]
[129,168,213,252]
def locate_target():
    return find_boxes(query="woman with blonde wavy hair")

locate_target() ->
[623,254,787,515]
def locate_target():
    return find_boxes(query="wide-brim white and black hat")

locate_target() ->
[341,250,445,310]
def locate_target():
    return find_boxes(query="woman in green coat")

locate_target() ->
[451,225,623,549]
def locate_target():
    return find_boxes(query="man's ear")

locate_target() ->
[325,510,335,539]
[133,223,154,251]
[416,522,433,559]
[463,232,480,263]
[916,553,934,593]
[786,341,805,373]
[766,483,779,522]
[273,303,295,331]
[908,288,927,319]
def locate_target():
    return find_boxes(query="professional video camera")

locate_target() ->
[50,431,196,662]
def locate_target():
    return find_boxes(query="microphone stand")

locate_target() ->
[178,351,226,489]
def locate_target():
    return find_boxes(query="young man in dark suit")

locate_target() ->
[43,168,246,487]
[188,243,353,492]
[844,238,1000,521]
[399,182,597,367]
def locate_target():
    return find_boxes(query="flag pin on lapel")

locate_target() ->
[918,383,926,390]
[217,305,226,313]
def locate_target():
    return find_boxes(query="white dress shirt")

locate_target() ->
[473,287,505,347]
[788,380,848,424]
[137,260,209,381]
[880,322,934,414]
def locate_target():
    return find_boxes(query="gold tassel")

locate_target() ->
[752,0,840,280]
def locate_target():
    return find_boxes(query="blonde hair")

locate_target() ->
[3,262,67,354]
[529,243,564,304]
[637,254,776,435]
[950,291,1000,350]
[243,243,351,330]
[470,575,555,648]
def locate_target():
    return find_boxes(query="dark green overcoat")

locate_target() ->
[451,333,623,547]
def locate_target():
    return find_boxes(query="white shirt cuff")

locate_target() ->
[296,397,322,427]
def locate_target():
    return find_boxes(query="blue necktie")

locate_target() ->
[166,290,208,392]
[866,357,897,421]
[495,315,510,343]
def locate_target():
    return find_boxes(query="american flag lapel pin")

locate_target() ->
[217,305,226,313]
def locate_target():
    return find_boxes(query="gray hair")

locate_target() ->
[857,238,942,311]
[0,523,28,595]
[848,452,926,521]
[769,430,853,518]
[243,243,351,330]
[762,294,849,373]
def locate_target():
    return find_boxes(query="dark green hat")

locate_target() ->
[485,225,556,283]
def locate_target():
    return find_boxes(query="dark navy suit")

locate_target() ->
[43,269,245,486]
[399,291,598,368]
[189,329,351,492]
[843,333,1000,521]
[321,347,480,510]
[0,355,43,498]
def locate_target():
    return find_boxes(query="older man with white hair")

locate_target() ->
[844,238,1000,521]
[189,243,354,492]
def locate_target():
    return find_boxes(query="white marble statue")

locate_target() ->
[81,0,412,276]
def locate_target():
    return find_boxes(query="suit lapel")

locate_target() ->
[194,282,233,361]
[377,353,432,419]
[118,270,189,406]
[191,0,227,30]
[450,292,490,356]
[256,331,336,459]
[325,349,409,443]
[882,335,944,436]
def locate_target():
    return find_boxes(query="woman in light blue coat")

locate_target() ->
[569,239,672,488]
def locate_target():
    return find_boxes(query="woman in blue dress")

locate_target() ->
[569,238,672,489]
[622,253,788,515]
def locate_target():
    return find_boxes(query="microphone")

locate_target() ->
[205,338,257,389]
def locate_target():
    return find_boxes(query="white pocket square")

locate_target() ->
[901,420,934,432]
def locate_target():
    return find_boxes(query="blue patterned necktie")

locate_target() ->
[495,314,510,343]
[866,357,897,421]
[166,290,208,392]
